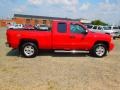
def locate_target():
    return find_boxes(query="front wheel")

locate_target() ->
[90,44,107,58]
[20,42,38,58]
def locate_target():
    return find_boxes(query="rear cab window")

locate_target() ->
[58,23,67,33]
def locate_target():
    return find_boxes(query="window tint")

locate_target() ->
[70,24,86,33]
[58,23,67,33]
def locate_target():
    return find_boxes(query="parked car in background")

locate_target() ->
[102,26,119,39]
[34,24,49,30]
[109,26,120,37]
[34,24,40,29]
[8,24,23,29]
[39,24,49,30]
[92,25,103,32]
[87,25,119,39]
[86,25,93,31]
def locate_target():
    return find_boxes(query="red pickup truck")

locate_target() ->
[6,20,114,58]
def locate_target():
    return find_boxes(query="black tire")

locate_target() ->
[90,43,107,58]
[20,42,38,58]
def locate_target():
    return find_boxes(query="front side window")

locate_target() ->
[70,24,86,33]
[58,23,67,33]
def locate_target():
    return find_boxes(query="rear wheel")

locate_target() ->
[20,42,38,58]
[90,43,107,58]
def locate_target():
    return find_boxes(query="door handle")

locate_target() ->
[70,36,75,38]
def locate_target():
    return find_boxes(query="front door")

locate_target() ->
[69,23,88,50]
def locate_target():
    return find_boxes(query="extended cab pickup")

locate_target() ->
[6,20,114,58]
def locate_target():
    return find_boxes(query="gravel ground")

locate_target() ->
[0,28,120,90]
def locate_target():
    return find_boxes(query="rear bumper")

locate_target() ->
[5,42,11,47]
[5,42,19,49]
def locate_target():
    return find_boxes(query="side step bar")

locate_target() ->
[54,50,89,54]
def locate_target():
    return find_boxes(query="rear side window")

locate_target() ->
[58,23,67,33]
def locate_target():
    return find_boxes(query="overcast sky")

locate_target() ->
[0,0,120,25]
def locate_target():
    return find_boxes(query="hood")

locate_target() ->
[89,31,111,41]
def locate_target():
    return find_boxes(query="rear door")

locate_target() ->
[52,21,71,49]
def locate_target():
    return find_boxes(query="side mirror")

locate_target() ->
[83,30,88,35]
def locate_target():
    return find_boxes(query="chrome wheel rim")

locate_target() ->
[96,46,105,56]
[24,45,34,56]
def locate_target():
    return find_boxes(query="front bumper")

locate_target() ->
[109,42,114,51]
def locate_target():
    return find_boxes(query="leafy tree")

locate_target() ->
[92,20,108,26]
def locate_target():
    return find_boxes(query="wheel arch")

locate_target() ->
[93,41,109,50]
[19,39,39,49]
